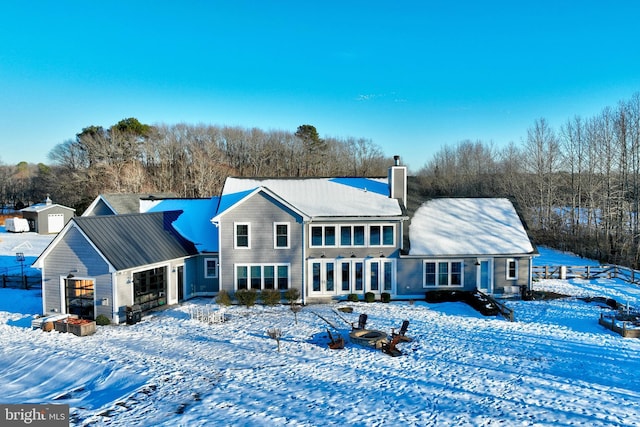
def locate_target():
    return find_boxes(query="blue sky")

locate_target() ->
[2,1,640,171]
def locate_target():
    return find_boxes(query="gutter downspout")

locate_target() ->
[301,220,307,305]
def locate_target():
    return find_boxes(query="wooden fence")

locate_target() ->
[531,265,640,284]
[1,274,41,289]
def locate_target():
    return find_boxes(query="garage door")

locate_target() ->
[48,213,65,233]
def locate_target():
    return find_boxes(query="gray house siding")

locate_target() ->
[218,192,303,295]
[42,227,112,318]
[396,255,532,298]
[86,199,115,216]
[492,256,532,294]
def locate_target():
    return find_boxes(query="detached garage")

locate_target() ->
[21,196,75,234]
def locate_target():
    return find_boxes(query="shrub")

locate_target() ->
[284,288,301,304]
[215,289,232,306]
[364,292,375,303]
[95,314,111,326]
[381,292,391,303]
[260,289,281,306]
[235,289,258,307]
[347,293,359,302]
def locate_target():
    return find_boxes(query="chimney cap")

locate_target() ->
[393,155,400,166]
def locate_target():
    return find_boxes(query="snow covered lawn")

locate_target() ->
[1,236,640,426]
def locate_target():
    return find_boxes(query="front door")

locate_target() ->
[477,259,493,293]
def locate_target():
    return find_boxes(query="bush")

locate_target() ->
[284,288,301,304]
[260,289,281,306]
[235,289,258,307]
[347,293,359,302]
[381,292,391,303]
[215,289,232,306]
[95,314,111,326]
[364,292,375,303]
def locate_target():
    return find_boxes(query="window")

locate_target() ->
[237,266,248,290]
[235,264,290,290]
[311,226,323,246]
[370,262,379,291]
[506,259,518,280]
[277,265,289,290]
[235,223,250,248]
[133,267,167,310]
[423,261,464,287]
[340,226,352,246]
[369,225,395,246]
[310,225,337,247]
[274,223,289,248]
[325,226,336,246]
[204,258,218,278]
[65,277,94,319]
[264,266,275,289]
[382,226,394,245]
[354,226,365,246]
[370,226,381,246]
[341,262,350,291]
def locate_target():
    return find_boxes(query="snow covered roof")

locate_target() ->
[409,198,535,256]
[220,177,402,218]
[146,198,220,253]
[21,203,74,213]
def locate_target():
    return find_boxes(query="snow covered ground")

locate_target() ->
[1,229,640,426]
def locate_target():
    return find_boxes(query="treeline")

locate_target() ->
[4,92,640,268]
[0,121,391,213]
[418,92,640,268]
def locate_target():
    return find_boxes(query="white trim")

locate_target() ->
[309,223,397,248]
[366,258,396,295]
[234,263,291,291]
[273,222,290,249]
[234,222,251,249]
[422,260,465,288]
[506,258,519,280]
[204,257,219,278]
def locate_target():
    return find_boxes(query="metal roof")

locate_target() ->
[73,211,197,270]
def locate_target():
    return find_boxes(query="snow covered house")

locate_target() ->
[33,157,537,323]
[215,161,536,303]
[20,196,75,234]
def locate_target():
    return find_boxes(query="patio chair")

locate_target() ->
[391,320,411,342]
[352,313,368,330]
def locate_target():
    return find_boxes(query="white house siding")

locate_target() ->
[41,227,112,319]
[218,192,303,295]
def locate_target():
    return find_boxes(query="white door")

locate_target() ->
[309,260,336,295]
[477,259,493,293]
[48,213,65,233]
[366,259,395,295]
